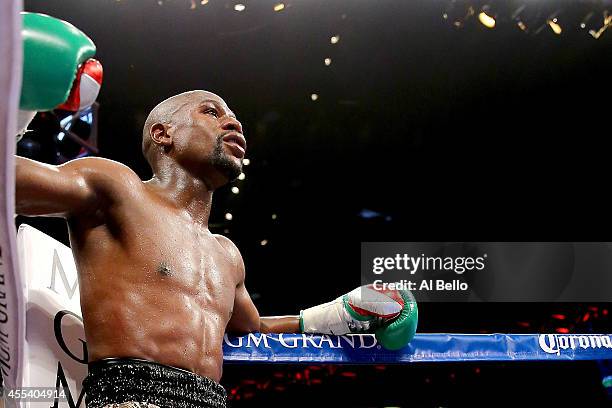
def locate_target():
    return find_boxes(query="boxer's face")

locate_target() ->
[172,92,246,185]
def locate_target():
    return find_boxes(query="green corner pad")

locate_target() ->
[20,12,96,111]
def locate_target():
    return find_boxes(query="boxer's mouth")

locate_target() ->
[222,132,247,157]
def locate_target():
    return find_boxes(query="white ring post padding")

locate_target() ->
[0,0,25,401]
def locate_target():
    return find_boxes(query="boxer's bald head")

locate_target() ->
[142,90,245,188]
[142,90,206,166]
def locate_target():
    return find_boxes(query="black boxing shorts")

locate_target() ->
[83,358,227,408]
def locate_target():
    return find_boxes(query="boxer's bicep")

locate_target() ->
[15,156,98,217]
[217,234,261,333]
[226,281,261,333]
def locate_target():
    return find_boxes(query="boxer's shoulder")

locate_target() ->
[213,234,245,276]
[63,156,138,178]
[213,233,240,256]
[63,156,143,192]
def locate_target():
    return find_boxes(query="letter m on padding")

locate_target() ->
[48,249,79,299]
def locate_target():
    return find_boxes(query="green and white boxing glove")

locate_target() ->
[300,284,418,350]
[18,12,101,139]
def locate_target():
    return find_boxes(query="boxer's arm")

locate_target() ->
[259,316,300,333]
[222,235,416,343]
[15,156,98,217]
[226,281,260,333]
[15,156,133,217]
[226,281,299,333]
[217,234,300,333]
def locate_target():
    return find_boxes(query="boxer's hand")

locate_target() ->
[20,12,96,111]
[17,12,100,139]
[300,284,418,350]
[57,58,103,112]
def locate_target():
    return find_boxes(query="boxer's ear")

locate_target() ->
[150,123,173,148]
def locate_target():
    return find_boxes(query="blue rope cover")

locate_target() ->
[223,333,612,363]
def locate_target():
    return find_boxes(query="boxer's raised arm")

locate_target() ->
[15,156,100,217]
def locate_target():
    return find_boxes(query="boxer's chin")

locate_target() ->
[212,154,242,183]
[207,140,243,184]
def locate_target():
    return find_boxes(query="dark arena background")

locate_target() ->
[17,0,612,406]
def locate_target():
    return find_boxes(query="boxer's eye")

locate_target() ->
[203,108,218,118]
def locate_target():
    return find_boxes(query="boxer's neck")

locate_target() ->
[147,167,214,227]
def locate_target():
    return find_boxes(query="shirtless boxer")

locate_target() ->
[15,89,417,407]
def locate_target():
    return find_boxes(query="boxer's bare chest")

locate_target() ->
[70,185,239,314]
[69,184,238,371]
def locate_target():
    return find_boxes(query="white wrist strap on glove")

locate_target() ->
[301,297,349,335]
[16,109,36,142]
[301,296,376,335]
[300,286,405,335]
